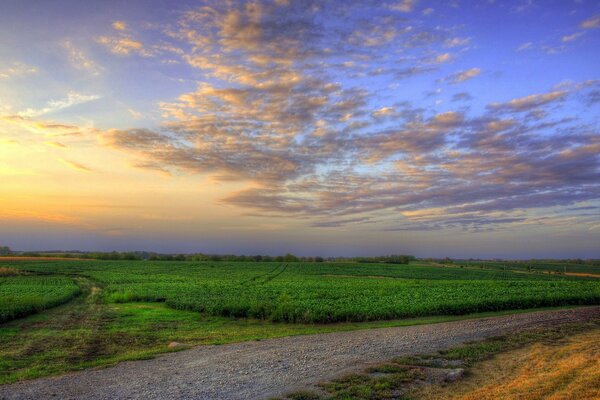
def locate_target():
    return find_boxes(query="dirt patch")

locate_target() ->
[564,272,600,278]
[0,267,28,276]
[322,274,399,279]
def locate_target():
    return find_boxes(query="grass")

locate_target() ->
[2,289,583,385]
[276,321,600,400]
[414,328,600,399]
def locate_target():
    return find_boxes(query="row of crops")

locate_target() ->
[2,260,599,324]
[0,274,81,323]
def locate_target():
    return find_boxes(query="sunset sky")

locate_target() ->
[1,0,599,258]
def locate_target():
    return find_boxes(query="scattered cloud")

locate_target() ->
[488,90,568,112]
[18,91,100,117]
[389,0,418,13]
[430,52,452,64]
[0,62,38,79]
[62,40,102,76]
[3,0,594,235]
[445,68,481,84]
[59,159,93,172]
[451,92,473,102]
[97,36,147,56]
[517,42,533,51]
[444,37,470,48]
[1,115,93,138]
[112,20,127,31]
[561,32,584,42]
[580,14,600,29]
[97,21,150,56]
[45,141,67,148]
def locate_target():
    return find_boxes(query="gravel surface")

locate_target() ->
[1,307,598,400]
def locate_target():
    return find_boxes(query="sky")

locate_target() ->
[0,0,599,258]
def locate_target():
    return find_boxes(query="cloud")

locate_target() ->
[311,217,373,228]
[561,32,584,42]
[451,92,473,102]
[45,141,67,148]
[1,115,87,136]
[18,91,100,117]
[445,68,481,84]
[488,90,568,112]
[97,22,150,56]
[96,2,600,232]
[516,42,533,51]
[97,36,147,56]
[580,15,600,29]
[59,159,93,172]
[444,37,470,48]
[0,62,37,79]
[112,20,127,31]
[62,40,102,76]
[430,53,452,64]
[389,0,418,12]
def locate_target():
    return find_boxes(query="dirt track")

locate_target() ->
[1,307,598,400]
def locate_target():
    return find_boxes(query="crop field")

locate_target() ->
[2,260,599,324]
[0,269,80,323]
[0,259,598,384]
[455,259,600,275]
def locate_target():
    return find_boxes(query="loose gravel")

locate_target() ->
[1,306,598,400]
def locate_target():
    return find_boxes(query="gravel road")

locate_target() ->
[1,306,598,400]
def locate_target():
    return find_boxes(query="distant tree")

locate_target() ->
[0,246,12,255]
[315,256,324,263]
[283,253,298,262]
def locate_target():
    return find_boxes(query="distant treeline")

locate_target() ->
[2,247,415,264]
[2,246,598,266]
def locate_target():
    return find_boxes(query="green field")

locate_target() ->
[0,259,598,383]
[0,269,80,323]
[3,260,599,324]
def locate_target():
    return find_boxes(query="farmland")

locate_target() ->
[3,259,600,324]
[0,268,80,323]
[0,258,599,383]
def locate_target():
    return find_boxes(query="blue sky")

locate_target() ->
[0,0,599,258]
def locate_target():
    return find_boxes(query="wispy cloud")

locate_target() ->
[18,91,100,117]
[445,68,481,84]
[516,42,533,51]
[62,40,102,76]
[561,32,584,43]
[580,14,600,29]
[389,0,418,13]
[97,21,150,56]
[59,159,93,172]
[0,62,37,79]
[488,90,568,112]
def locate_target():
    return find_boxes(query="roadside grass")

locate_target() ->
[0,293,589,385]
[276,320,600,400]
[413,327,600,400]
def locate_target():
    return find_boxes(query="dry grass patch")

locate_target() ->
[416,329,600,400]
[0,268,27,276]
